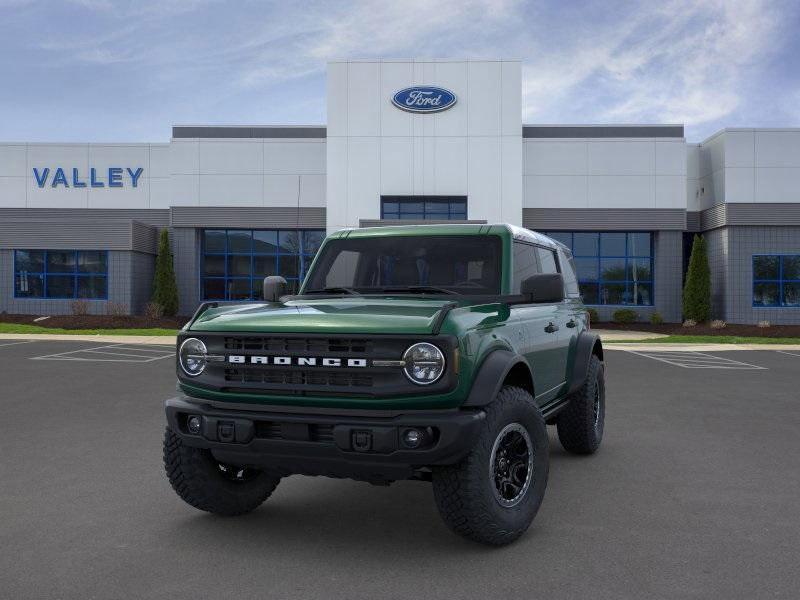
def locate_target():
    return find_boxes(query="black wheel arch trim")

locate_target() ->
[463,349,533,407]
[567,332,603,395]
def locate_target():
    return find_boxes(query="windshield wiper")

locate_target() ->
[377,285,458,295]
[303,286,361,295]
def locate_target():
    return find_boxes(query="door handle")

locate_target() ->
[544,322,559,333]
[566,319,577,328]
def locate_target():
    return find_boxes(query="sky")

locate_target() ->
[1,0,798,143]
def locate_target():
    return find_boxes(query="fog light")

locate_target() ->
[402,428,424,449]
[187,415,201,434]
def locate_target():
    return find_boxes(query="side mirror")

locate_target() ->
[262,276,287,302]
[521,273,564,303]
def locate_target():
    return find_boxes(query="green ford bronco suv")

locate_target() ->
[164,224,605,545]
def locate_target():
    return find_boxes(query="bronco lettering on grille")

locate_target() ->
[227,355,368,367]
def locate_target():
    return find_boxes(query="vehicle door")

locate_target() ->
[510,241,563,405]
[555,246,584,391]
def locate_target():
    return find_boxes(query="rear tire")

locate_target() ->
[432,386,549,546]
[556,354,605,454]
[163,427,281,516]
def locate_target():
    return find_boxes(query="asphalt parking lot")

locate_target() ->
[1,340,799,600]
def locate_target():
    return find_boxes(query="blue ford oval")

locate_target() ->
[392,86,457,113]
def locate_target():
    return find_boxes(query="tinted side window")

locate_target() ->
[512,241,540,293]
[536,247,559,274]
[559,248,581,297]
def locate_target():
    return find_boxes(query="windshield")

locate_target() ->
[303,235,502,295]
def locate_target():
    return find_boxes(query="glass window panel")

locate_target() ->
[578,282,599,304]
[600,258,626,281]
[783,282,800,307]
[78,251,107,273]
[15,273,44,297]
[536,247,558,274]
[203,255,225,276]
[753,282,779,306]
[600,233,626,256]
[426,213,449,220]
[227,230,252,253]
[512,242,540,293]
[450,212,467,220]
[15,250,44,272]
[284,279,300,295]
[203,278,225,300]
[47,251,75,273]
[383,213,400,220]
[627,233,651,257]
[399,213,424,220]
[253,255,278,277]
[627,258,652,281]
[204,230,226,253]
[573,233,599,256]
[574,258,599,282]
[753,256,779,280]
[302,231,325,255]
[253,230,278,254]
[278,255,299,278]
[599,283,626,305]
[425,201,449,213]
[227,255,251,277]
[450,201,466,213]
[546,232,572,247]
[629,283,653,306]
[46,275,75,298]
[77,275,107,299]
[399,202,424,213]
[382,202,398,214]
[782,256,800,280]
[227,279,252,300]
[278,231,300,253]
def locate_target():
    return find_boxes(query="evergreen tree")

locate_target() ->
[152,229,179,317]
[683,234,711,322]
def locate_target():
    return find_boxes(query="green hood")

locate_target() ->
[188,297,458,335]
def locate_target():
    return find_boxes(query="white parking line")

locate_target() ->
[776,350,800,358]
[31,343,174,363]
[0,340,36,348]
[625,350,766,370]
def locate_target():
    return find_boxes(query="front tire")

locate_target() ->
[432,386,549,546]
[163,428,281,516]
[556,354,605,454]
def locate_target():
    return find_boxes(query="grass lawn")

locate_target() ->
[613,335,800,344]
[0,323,178,336]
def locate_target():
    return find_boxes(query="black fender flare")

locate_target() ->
[567,332,603,395]
[463,349,532,407]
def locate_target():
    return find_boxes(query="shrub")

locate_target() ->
[757,320,771,328]
[683,234,711,322]
[106,302,128,317]
[70,299,90,316]
[682,319,697,328]
[586,307,599,324]
[710,319,726,329]
[612,309,638,323]
[649,312,664,325]
[152,229,179,317]
[144,301,164,321]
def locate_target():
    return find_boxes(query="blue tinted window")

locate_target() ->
[543,231,654,306]
[753,255,800,307]
[381,196,467,220]
[201,229,325,300]
[14,250,108,299]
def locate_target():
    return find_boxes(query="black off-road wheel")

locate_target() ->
[556,354,605,454]
[431,386,549,546]
[163,428,281,516]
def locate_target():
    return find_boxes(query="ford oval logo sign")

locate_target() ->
[392,86,457,113]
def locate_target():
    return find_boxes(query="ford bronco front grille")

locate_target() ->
[223,337,374,354]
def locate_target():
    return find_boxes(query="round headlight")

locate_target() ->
[179,338,207,377]
[403,342,446,385]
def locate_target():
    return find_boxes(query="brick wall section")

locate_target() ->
[171,228,199,316]
[723,226,800,325]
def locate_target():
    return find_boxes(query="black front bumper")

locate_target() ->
[165,396,485,482]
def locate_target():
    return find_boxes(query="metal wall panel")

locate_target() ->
[523,208,686,231]
[173,126,326,139]
[358,219,486,228]
[523,125,684,139]
[0,208,169,226]
[0,220,137,250]
[169,206,326,228]
[131,221,159,254]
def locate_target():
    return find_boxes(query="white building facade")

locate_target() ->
[1,59,799,323]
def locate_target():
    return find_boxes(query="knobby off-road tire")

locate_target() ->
[163,428,281,516]
[556,354,605,454]
[431,386,549,546]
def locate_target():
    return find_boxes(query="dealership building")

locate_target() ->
[1,59,799,323]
